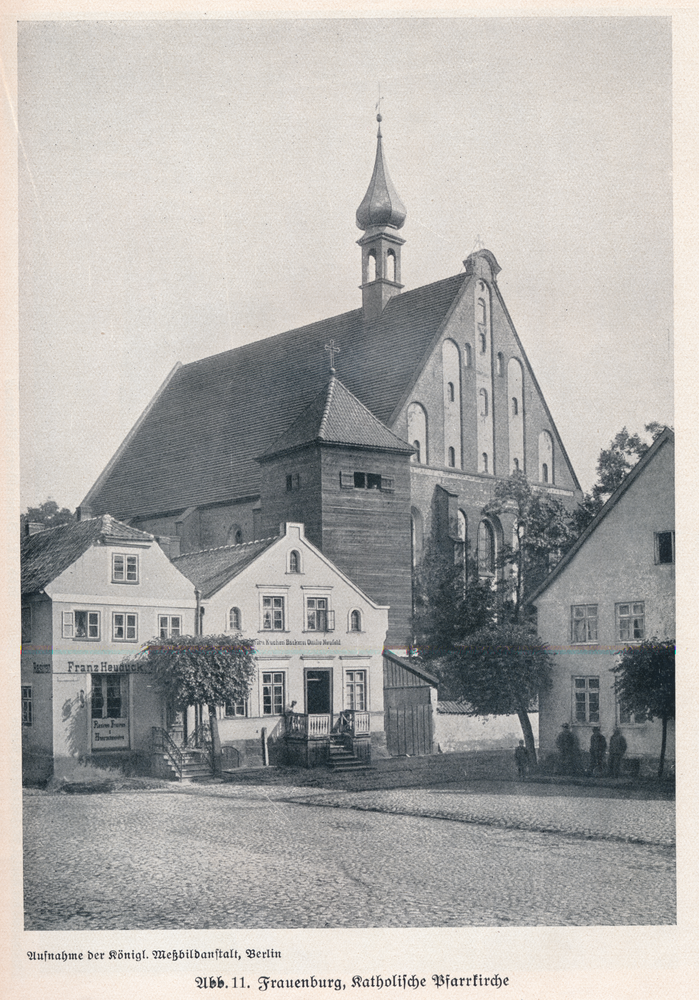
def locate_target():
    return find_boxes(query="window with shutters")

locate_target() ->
[63,610,100,640]
[340,471,394,492]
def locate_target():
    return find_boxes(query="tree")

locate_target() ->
[573,423,668,534]
[439,622,553,764]
[21,499,75,533]
[128,633,256,770]
[612,638,675,778]
[483,471,577,617]
[412,559,496,665]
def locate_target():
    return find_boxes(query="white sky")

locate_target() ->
[18,16,673,509]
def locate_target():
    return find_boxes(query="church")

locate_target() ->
[79,116,581,650]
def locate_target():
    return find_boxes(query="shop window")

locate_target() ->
[349,609,362,632]
[21,605,32,644]
[262,596,285,631]
[63,610,100,640]
[571,605,598,644]
[306,597,334,632]
[616,602,645,642]
[22,685,32,726]
[262,671,285,715]
[159,615,181,638]
[655,531,674,564]
[112,612,138,641]
[92,674,126,720]
[229,607,242,630]
[112,553,139,584]
[345,670,367,712]
[573,677,600,724]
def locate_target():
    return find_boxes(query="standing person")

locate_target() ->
[514,740,528,780]
[555,722,576,775]
[589,726,607,775]
[608,727,627,777]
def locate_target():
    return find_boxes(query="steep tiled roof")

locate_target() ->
[173,536,279,599]
[261,375,414,458]
[83,272,467,518]
[21,515,153,595]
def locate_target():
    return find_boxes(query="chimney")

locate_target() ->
[25,522,45,536]
[76,504,93,522]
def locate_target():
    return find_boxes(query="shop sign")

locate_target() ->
[91,717,129,750]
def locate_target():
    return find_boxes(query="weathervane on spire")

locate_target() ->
[324,339,340,373]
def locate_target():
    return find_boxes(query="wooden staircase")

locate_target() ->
[328,735,373,773]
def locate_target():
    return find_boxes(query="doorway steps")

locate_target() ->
[328,736,373,773]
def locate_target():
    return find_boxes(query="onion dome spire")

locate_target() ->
[356,115,406,231]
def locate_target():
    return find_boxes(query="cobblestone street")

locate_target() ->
[24,783,675,929]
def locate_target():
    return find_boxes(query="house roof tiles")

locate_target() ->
[173,536,279,599]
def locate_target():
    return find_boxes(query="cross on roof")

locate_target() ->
[324,339,340,373]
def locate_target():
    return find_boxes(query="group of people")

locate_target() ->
[555,722,628,777]
[514,723,629,780]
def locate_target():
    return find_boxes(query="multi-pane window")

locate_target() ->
[655,531,674,564]
[616,602,645,642]
[92,674,125,719]
[478,520,495,575]
[262,596,285,631]
[112,612,138,641]
[289,551,301,573]
[229,607,241,630]
[63,610,100,639]
[306,597,334,632]
[159,615,181,638]
[225,698,247,718]
[112,554,139,584]
[345,670,366,712]
[21,605,32,644]
[574,676,600,724]
[262,672,285,715]
[571,605,598,644]
[341,471,395,492]
[22,685,32,726]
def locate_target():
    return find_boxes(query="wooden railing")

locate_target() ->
[351,711,370,735]
[285,713,331,738]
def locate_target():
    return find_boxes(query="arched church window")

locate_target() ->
[477,298,487,325]
[448,447,456,468]
[411,507,424,568]
[481,452,489,474]
[408,402,428,466]
[367,250,377,282]
[413,440,421,464]
[464,343,472,368]
[386,249,396,282]
[539,430,554,484]
[497,352,504,376]
[229,607,242,631]
[448,382,455,403]
[513,457,520,472]
[512,397,518,417]
[479,332,487,353]
[479,388,488,417]
[478,520,496,576]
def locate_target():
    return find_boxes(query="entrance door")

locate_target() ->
[305,670,331,715]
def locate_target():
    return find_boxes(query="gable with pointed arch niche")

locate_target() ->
[508,357,524,474]
[539,430,554,484]
[407,402,428,465]
[442,339,462,469]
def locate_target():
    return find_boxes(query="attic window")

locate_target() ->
[112,554,139,584]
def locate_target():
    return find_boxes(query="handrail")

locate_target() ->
[184,722,214,771]
[152,726,184,779]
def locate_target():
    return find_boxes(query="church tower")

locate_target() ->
[356,116,406,322]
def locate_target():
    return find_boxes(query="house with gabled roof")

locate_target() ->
[78,117,581,649]
[21,515,197,783]
[530,428,675,772]
[173,522,389,768]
